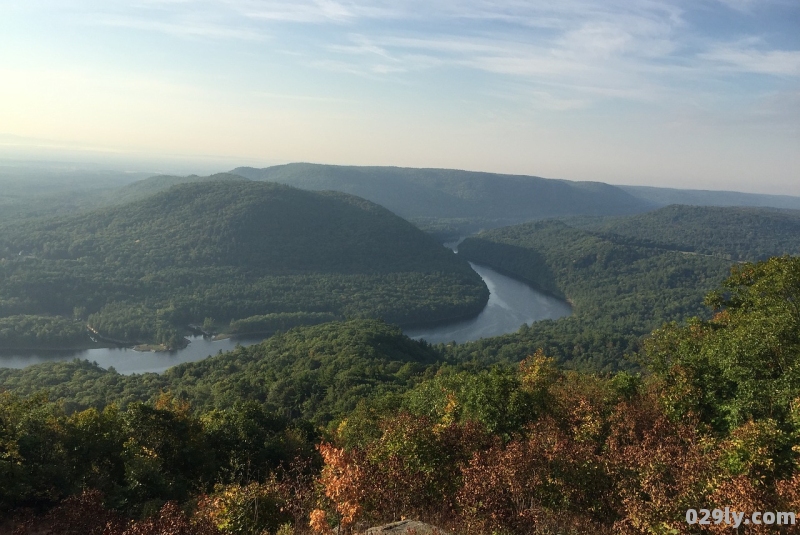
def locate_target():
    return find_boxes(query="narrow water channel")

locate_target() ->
[0,262,571,374]
[405,262,571,345]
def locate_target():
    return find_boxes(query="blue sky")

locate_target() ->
[0,0,798,193]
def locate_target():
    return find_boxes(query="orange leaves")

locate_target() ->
[309,508,330,533]
[604,396,713,535]
[458,417,610,534]
[310,347,800,535]
[317,443,365,529]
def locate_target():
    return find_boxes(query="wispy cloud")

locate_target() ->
[40,0,800,111]
[232,0,402,23]
[90,13,266,41]
[701,41,800,76]
[254,91,356,103]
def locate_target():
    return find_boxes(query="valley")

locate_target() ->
[2,164,800,534]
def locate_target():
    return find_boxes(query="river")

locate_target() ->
[405,262,571,345]
[0,262,570,374]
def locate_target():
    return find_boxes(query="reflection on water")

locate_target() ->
[0,336,264,375]
[405,262,571,345]
[0,261,570,374]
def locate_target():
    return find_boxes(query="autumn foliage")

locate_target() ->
[7,257,800,534]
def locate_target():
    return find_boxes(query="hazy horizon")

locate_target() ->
[1,1,798,195]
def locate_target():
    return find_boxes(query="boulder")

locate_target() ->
[363,520,450,535]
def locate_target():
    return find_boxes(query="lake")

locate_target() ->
[0,262,570,374]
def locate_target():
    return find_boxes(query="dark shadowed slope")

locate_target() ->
[0,181,487,349]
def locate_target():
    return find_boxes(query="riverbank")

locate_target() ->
[0,340,111,352]
[1,264,571,373]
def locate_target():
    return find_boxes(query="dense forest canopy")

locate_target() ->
[0,181,487,349]
[454,220,730,370]
[6,164,800,532]
[452,209,800,371]
[0,320,443,420]
[3,258,800,534]
[574,204,800,261]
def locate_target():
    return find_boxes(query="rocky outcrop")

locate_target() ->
[363,520,450,535]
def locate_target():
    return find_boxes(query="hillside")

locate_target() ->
[0,181,487,349]
[4,260,800,534]
[98,172,248,206]
[573,204,800,261]
[453,221,731,370]
[621,184,800,210]
[232,163,653,236]
[451,207,800,370]
[0,165,150,223]
[0,320,442,422]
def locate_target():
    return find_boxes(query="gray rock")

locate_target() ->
[363,520,450,535]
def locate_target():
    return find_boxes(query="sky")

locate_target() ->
[0,0,798,194]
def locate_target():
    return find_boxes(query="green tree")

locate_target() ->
[644,256,800,433]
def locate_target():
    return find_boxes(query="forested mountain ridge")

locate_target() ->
[0,181,487,349]
[99,172,248,206]
[571,204,800,261]
[231,163,654,236]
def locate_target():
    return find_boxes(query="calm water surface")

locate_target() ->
[0,261,571,374]
[0,336,263,375]
[405,262,571,345]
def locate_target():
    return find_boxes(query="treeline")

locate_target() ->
[233,163,650,238]
[0,181,487,347]
[87,303,183,348]
[577,204,800,261]
[228,312,339,335]
[3,257,800,533]
[0,315,87,349]
[450,207,800,371]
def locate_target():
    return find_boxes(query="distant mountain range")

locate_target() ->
[230,163,800,236]
[4,162,800,235]
[619,185,800,211]
[231,163,652,236]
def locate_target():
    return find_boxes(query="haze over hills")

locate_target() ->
[620,185,800,211]
[99,172,248,206]
[0,180,487,349]
[5,162,800,235]
[231,163,654,236]
[0,165,151,223]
